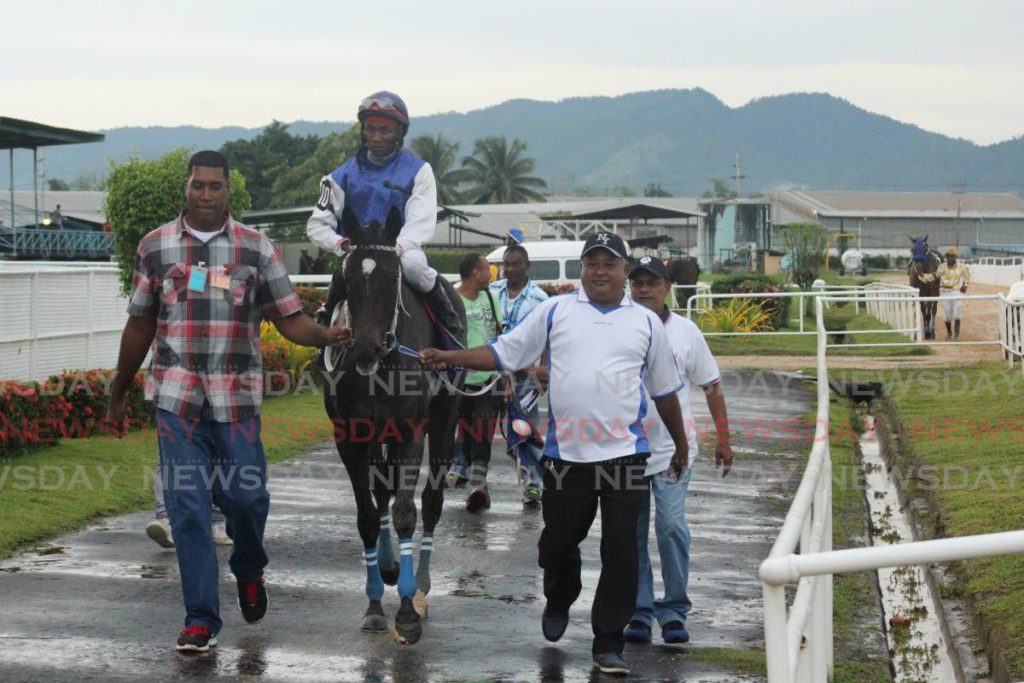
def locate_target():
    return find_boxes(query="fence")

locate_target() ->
[679,283,919,339]
[0,268,128,382]
[758,293,1024,682]
[968,256,1024,288]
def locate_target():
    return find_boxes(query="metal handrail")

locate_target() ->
[759,293,1024,682]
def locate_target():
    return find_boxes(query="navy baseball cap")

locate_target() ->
[581,232,628,258]
[629,255,670,281]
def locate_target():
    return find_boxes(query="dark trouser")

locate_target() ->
[538,456,647,656]
[157,408,270,634]
[451,385,503,485]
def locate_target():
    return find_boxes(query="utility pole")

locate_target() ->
[734,152,745,197]
[952,181,966,249]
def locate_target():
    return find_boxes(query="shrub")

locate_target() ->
[0,371,152,457]
[260,321,318,393]
[865,254,891,270]
[699,298,775,333]
[709,274,790,329]
[425,247,479,275]
[294,285,325,317]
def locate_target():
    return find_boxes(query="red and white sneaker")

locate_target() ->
[176,626,217,653]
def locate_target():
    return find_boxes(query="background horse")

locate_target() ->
[908,234,940,340]
[666,257,701,309]
[323,207,464,644]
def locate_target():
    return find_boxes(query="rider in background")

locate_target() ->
[306,91,464,342]
[937,246,970,341]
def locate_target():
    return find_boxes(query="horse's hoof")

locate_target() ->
[413,589,428,619]
[380,563,400,587]
[361,600,388,633]
[392,598,422,645]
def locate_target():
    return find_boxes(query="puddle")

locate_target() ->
[859,414,958,682]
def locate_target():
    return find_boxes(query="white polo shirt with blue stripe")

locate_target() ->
[488,289,684,464]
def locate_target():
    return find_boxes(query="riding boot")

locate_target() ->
[317,271,347,326]
[944,321,952,341]
[424,278,466,346]
[954,319,961,342]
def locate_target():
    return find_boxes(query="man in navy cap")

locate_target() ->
[420,233,688,676]
[623,255,733,646]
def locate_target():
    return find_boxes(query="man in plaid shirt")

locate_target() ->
[106,150,350,653]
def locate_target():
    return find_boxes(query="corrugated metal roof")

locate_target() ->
[776,190,1024,217]
[8,191,106,223]
[0,117,104,150]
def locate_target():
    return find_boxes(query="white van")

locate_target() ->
[486,239,630,285]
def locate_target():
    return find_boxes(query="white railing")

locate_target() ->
[759,294,1024,682]
[968,258,1024,288]
[680,283,919,338]
[0,268,129,382]
[999,293,1024,375]
[670,282,711,312]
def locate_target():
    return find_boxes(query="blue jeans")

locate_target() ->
[633,467,693,627]
[153,440,224,524]
[157,408,270,634]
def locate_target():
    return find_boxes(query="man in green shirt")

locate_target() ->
[448,253,504,511]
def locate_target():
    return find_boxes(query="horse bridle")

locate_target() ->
[342,244,410,358]
[337,244,500,397]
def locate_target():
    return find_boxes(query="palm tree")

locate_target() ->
[409,134,468,205]
[461,136,548,204]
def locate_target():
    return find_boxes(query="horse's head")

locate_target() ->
[342,206,403,375]
[909,234,930,262]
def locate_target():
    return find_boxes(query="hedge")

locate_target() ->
[709,274,791,330]
[0,324,319,457]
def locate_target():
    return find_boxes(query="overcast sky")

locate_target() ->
[6,0,1023,145]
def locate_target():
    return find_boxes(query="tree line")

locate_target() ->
[220,121,548,210]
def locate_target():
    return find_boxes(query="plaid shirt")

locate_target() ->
[128,212,302,421]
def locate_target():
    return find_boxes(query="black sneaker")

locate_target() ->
[593,652,630,676]
[661,620,690,643]
[541,605,569,642]
[176,626,217,653]
[237,573,268,624]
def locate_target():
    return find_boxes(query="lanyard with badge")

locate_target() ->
[503,287,528,329]
[188,261,231,292]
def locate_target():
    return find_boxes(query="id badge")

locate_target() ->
[188,262,208,292]
[210,267,230,290]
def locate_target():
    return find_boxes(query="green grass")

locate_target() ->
[870,362,1024,677]
[0,390,333,559]
[703,309,932,357]
[829,402,893,681]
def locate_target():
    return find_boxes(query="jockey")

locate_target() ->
[306,91,465,342]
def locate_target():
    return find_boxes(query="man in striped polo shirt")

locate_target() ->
[106,150,350,653]
[420,232,688,676]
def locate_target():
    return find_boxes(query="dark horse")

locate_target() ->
[323,206,464,644]
[908,234,940,340]
[666,257,701,309]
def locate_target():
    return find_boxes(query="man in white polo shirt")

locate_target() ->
[624,255,734,646]
[420,233,688,676]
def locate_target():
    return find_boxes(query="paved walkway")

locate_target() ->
[0,372,810,682]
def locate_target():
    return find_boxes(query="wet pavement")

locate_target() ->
[0,371,811,682]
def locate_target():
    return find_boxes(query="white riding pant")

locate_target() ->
[940,288,963,320]
[400,246,438,292]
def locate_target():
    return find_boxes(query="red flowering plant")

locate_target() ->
[0,380,67,456]
[294,285,325,318]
